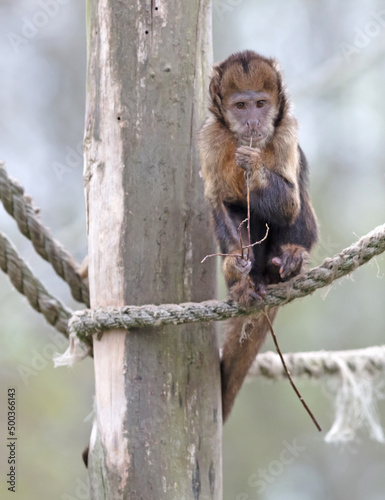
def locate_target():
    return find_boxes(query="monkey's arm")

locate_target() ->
[199,122,257,294]
[267,150,319,281]
[236,144,301,225]
[267,198,318,282]
[249,168,300,225]
[211,203,243,256]
[236,112,303,224]
[210,202,258,299]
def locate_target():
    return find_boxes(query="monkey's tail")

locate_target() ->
[221,307,278,423]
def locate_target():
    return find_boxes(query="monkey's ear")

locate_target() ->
[208,66,226,121]
[209,68,221,100]
[271,58,282,74]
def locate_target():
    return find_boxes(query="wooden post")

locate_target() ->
[84,0,222,498]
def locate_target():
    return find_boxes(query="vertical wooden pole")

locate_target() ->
[84,1,222,498]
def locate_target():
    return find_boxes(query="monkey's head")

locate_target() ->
[208,51,288,147]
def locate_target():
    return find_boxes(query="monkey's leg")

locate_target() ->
[221,307,278,422]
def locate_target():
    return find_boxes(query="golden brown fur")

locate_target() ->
[198,50,318,422]
[221,308,278,422]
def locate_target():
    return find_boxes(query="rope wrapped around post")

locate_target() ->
[1,217,385,442]
[55,223,385,443]
[66,223,385,344]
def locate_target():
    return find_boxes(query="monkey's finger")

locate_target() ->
[248,279,266,301]
[235,153,251,171]
[236,145,254,154]
[271,257,281,267]
[279,253,303,280]
[254,283,267,298]
[236,255,251,267]
[250,285,267,303]
[238,263,252,276]
[250,291,264,303]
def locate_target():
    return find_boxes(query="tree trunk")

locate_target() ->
[84,1,222,498]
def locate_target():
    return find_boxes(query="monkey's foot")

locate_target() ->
[271,244,309,280]
[230,279,265,306]
[248,278,267,299]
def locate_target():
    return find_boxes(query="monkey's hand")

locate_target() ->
[271,244,309,281]
[235,145,262,172]
[223,252,252,285]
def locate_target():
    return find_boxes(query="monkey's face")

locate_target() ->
[225,90,276,147]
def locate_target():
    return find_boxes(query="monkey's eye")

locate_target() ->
[235,102,245,109]
[256,100,266,108]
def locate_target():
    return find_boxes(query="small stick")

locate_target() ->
[246,173,251,260]
[262,307,322,432]
[200,222,268,264]
[243,224,269,250]
[238,218,248,260]
[202,137,321,432]
[246,135,253,260]
[201,252,239,264]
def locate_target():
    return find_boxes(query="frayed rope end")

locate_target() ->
[54,334,90,367]
[324,356,385,444]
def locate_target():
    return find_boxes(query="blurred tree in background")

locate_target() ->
[0,1,384,499]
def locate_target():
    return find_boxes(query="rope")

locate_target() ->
[3,165,384,442]
[251,346,385,443]
[0,162,90,306]
[0,232,72,335]
[249,345,385,379]
[67,223,385,341]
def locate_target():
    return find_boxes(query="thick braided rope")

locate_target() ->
[2,224,384,380]
[254,345,385,443]
[250,345,385,380]
[68,223,385,342]
[0,163,90,306]
[0,232,72,335]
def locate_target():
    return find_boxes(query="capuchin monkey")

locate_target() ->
[198,50,318,422]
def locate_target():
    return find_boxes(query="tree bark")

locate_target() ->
[84,0,221,498]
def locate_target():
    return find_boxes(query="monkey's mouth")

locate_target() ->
[241,133,266,146]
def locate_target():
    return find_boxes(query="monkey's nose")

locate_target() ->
[246,119,260,130]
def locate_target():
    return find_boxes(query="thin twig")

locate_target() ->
[243,143,320,430]
[201,219,267,264]
[239,141,321,430]
[238,218,248,259]
[262,307,322,432]
[243,224,269,249]
[200,227,269,264]
[201,252,235,263]
[246,172,251,260]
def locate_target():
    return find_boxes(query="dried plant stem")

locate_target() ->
[201,141,324,431]
[246,172,251,260]
[243,224,269,249]
[262,307,322,432]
